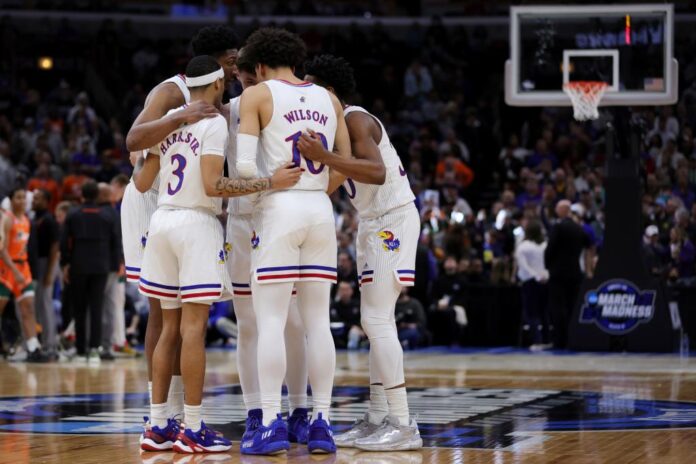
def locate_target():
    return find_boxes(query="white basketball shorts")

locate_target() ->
[251,190,337,284]
[139,208,232,306]
[121,182,158,283]
[357,202,419,288]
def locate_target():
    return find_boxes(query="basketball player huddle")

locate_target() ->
[124,25,422,456]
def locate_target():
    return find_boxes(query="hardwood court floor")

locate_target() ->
[1,349,696,463]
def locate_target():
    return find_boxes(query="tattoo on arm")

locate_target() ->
[214,177,272,196]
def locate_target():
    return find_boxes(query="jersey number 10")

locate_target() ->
[285,131,328,174]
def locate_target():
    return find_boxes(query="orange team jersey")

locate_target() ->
[0,211,32,292]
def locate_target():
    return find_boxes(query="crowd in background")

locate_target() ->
[1,14,696,358]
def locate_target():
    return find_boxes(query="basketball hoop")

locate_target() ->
[563,81,608,121]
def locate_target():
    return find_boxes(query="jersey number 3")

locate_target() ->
[168,153,187,195]
[285,131,327,174]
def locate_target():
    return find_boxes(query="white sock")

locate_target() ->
[385,387,409,426]
[288,394,308,414]
[244,392,262,411]
[147,381,153,406]
[150,402,168,428]
[169,375,184,418]
[184,404,202,432]
[261,393,281,427]
[311,394,331,423]
[368,384,388,424]
[26,336,40,353]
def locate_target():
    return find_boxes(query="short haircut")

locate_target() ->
[81,181,99,201]
[304,54,356,101]
[35,188,51,204]
[110,174,129,187]
[56,201,72,214]
[185,55,222,88]
[191,25,239,57]
[235,47,255,74]
[243,27,306,70]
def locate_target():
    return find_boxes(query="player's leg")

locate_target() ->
[141,301,181,452]
[294,199,338,454]
[17,289,45,360]
[138,211,184,451]
[285,294,309,443]
[226,215,261,419]
[170,210,231,454]
[354,206,422,451]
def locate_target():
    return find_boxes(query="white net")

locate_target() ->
[563,81,608,121]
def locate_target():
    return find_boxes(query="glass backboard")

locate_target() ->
[505,4,677,106]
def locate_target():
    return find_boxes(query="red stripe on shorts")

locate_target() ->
[139,285,178,298]
[399,277,415,282]
[258,273,301,280]
[182,292,221,299]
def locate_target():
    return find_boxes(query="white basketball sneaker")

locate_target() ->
[354,415,423,452]
[334,413,381,448]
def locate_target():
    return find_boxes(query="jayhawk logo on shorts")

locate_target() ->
[223,242,232,260]
[251,231,260,250]
[218,249,226,264]
[378,230,400,252]
[140,233,148,249]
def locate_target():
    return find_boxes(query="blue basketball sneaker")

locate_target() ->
[240,414,290,455]
[287,407,309,444]
[241,409,262,443]
[141,417,181,451]
[307,413,336,454]
[172,421,231,454]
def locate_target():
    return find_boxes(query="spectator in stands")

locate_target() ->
[27,163,61,213]
[60,181,120,362]
[395,287,428,349]
[404,60,433,100]
[668,226,696,285]
[330,281,363,349]
[434,150,474,189]
[429,256,467,346]
[514,219,549,349]
[61,163,89,201]
[545,200,593,349]
[643,225,668,277]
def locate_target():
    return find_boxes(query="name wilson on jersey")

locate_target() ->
[283,109,330,126]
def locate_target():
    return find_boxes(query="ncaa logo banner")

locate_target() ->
[580,279,656,335]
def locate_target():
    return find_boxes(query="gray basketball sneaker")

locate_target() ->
[354,415,423,452]
[334,413,381,448]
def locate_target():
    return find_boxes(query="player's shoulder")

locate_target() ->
[144,79,186,108]
[240,83,271,101]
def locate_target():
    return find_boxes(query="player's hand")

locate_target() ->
[270,163,303,190]
[129,151,141,168]
[298,129,328,163]
[14,270,26,288]
[179,101,219,125]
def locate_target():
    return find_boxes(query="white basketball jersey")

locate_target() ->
[342,106,415,219]
[226,96,256,216]
[137,74,191,194]
[257,79,337,192]
[148,108,227,215]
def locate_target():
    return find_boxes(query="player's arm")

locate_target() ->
[203,114,302,197]
[298,97,386,186]
[126,83,218,152]
[133,151,160,193]
[236,85,269,178]
[202,157,302,198]
[0,215,21,280]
